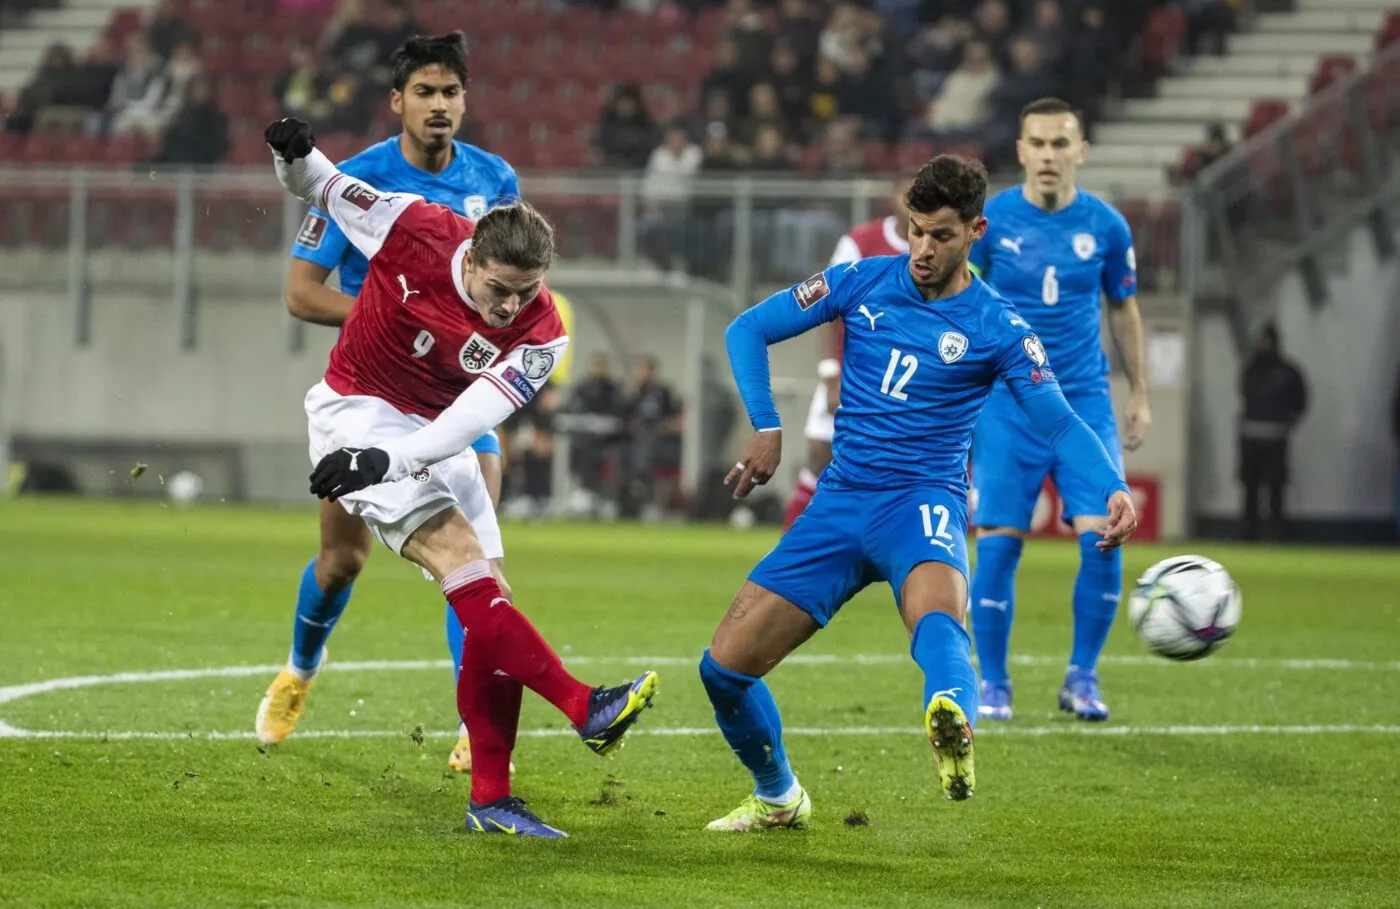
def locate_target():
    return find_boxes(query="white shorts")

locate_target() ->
[304,381,504,558]
[803,382,834,443]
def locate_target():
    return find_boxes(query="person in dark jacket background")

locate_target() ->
[1238,321,1307,541]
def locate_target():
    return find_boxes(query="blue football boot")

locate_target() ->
[1058,666,1109,721]
[977,679,1013,722]
[576,670,659,756]
[465,796,567,838]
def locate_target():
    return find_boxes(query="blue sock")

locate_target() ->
[445,603,464,682]
[911,612,981,728]
[1069,532,1123,672]
[698,650,796,799]
[968,535,1023,684]
[291,558,353,673]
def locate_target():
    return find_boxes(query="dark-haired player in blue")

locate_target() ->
[255,32,520,772]
[700,155,1138,831]
[967,98,1151,724]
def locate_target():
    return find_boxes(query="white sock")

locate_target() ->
[286,648,322,682]
[757,778,803,806]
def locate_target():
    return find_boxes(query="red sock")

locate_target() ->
[443,563,592,727]
[782,468,818,531]
[458,638,522,805]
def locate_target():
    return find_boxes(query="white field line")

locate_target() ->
[4,725,1400,741]
[2,654,1398,740]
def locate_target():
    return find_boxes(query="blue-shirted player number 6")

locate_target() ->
[880,348,918,401]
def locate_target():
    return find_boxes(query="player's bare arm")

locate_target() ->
[285,258,354,326]
[1108,294,1151,450]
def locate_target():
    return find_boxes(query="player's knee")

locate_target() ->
[976,526,1025,542]
[975,533,1025,573]
[699,648,755,699]
[1076,532,1122,581]
[900,562,968,630]
[317,544,369,587]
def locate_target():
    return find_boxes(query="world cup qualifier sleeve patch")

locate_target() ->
[340,183,379,211]
[793,273,830,310]
[296,213,328,248]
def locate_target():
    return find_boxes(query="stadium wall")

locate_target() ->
[1191,221,1400,537]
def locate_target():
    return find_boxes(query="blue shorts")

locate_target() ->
[469,429,501,457]
[971,385,1122,529]
[748,483,969,627]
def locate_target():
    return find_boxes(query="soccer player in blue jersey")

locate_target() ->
[255,32,521,770]
[701,155,1138,830]
[967,98,1152,724]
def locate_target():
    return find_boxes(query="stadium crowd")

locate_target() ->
[1,0,1245,175]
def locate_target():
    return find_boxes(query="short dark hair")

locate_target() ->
[472,202,556,272]
[904,155,988,222]
[1020,97,1083,128]
[390,31,469,92]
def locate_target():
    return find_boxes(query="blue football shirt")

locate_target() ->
[726,256,1123,502]
[290,135,519,297]
[968,188,1136,395]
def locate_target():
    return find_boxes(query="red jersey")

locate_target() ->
[318,177,566,420]
[821,215,910,361]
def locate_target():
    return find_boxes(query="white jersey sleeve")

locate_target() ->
[273,147,422,260]
[829,233,861,267]
[377,334,570,481]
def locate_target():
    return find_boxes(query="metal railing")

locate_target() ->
[1182,39,1400,346]
[0,166,1180,349]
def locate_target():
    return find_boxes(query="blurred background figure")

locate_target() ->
[1238,322,1307,542]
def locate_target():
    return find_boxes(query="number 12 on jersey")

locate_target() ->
[880,348,918,401]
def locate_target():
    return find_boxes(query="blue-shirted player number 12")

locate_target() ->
[880,348,919,401]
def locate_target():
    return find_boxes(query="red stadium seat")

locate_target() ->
[1309,55,1356,94]
[894,140,937,171]
[1243,99,1290,139]
[1376,11,1400,49]
[1140,5,1188,77]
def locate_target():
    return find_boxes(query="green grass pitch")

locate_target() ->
[1,498,1398,907]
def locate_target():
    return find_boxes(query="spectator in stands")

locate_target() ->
[701,37,752,119]
[768,41,812,135]
[596,83,657,169]
[143,0,195,62]
[1185,0,1235,57]
[740,81,789,145]
[5,42,80,135]
[1062,4,1118,117]
[274,40,328,120]
[567,353,627,508]
[506,384,562,517]
[641,123,704,269]
[701,121,744,170]
[920,37,999,138]
[818,115,866,174]
[106,34,169,138]
[835,46,895,139]
[1017,0,1066,73]
[1172,121,1232,184]
[748,121,797,170]
[805,54,846,132]
[69,35,121,117]
[1238,321,1308,541]
[973,0,1013,69]
[722,0,772,76]
[774,0,822,69]
[906,15,972,104]
[158,41,203,128]
[819,3,866,73]
[322,0,385,72]
[319,70,375,134]
[983,37,1057,165]
[621,355,683,519]
[155,74,228,165]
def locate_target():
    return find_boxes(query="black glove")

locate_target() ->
[309,447,389,500]
[265,118,316,164]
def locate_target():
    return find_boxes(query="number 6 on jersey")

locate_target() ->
[880,348,919,401]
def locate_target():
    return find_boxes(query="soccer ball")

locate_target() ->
[1128,555,1242,661]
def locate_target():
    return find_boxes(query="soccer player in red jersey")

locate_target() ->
[780,178,912,530]
[265,118,659,838]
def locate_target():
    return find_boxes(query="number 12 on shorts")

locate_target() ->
[920,503,953,542]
